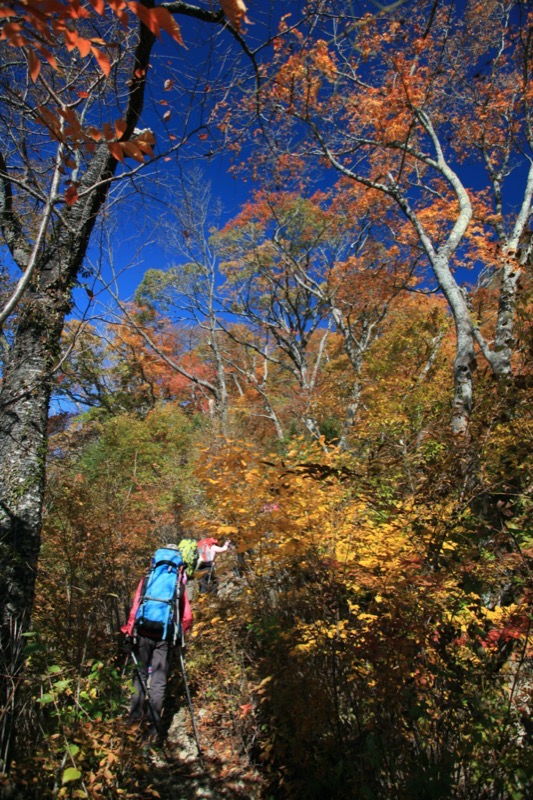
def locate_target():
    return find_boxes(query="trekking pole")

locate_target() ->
[177,644,204,766]
[121,639,135,678]
[121,651,130,678]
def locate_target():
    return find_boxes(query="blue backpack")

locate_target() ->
[135,547,184,641]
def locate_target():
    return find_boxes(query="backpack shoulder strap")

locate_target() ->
[171,567,186,645]
[138,573,149,600]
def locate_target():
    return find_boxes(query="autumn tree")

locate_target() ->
[133,174,299,441]
[56,317,211,415]
[244,0,533,434]
[215,191,336,440]
[133,171,234,431]
[216,185,422,447]
[193,403,532,798]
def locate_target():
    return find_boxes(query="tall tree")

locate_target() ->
[134,172,232,431]
[216,187,414,445]
[243,0,533,434]
[216,190,335,440]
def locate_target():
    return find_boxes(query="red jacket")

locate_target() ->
[121,574,193,638]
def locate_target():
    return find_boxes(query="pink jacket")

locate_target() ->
[121,573,193,638]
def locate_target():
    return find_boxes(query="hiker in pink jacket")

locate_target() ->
[197,537,231,593]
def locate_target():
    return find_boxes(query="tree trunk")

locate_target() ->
[0,11,157,764]
[0,152,115,768]
[489,164,533,378]
[329,305,370,450]
[429,253,476,437]
[210,327,230,436]
[451,318,476,437]
[490,242,530,379]
[0,288,60,770]
[339,377,362,451]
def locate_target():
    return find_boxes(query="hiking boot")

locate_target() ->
[125,715,142,734]
[144,725,164,745]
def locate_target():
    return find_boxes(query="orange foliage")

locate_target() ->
[0,0,183,79]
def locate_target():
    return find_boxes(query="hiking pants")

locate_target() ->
[129,635,170,733]
[198,561,216,593]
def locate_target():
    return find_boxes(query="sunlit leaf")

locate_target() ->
[62,767,82,784]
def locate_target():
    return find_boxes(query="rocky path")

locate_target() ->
[138,706,265,800]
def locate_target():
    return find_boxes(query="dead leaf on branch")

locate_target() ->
[64,183,79,206]
[26,47,40,82]
[127,2,183,46]
[220,0,250,32]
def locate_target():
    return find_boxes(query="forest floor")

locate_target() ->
[132,701,266,800]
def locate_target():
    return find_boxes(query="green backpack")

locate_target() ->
[178,538,199,577]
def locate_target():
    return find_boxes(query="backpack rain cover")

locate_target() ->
[135,547,183,640]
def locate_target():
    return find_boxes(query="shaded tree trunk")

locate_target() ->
[0,15,157,766]
[0,144,119,774]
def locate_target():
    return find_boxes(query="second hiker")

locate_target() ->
[196,537,231,593]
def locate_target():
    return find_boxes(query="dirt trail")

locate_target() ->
[140,706,265,800]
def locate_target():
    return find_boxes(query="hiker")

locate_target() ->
[197,537,231,593]
[122,544,192,740]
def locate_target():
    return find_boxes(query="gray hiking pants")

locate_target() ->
[129,635,170,734]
